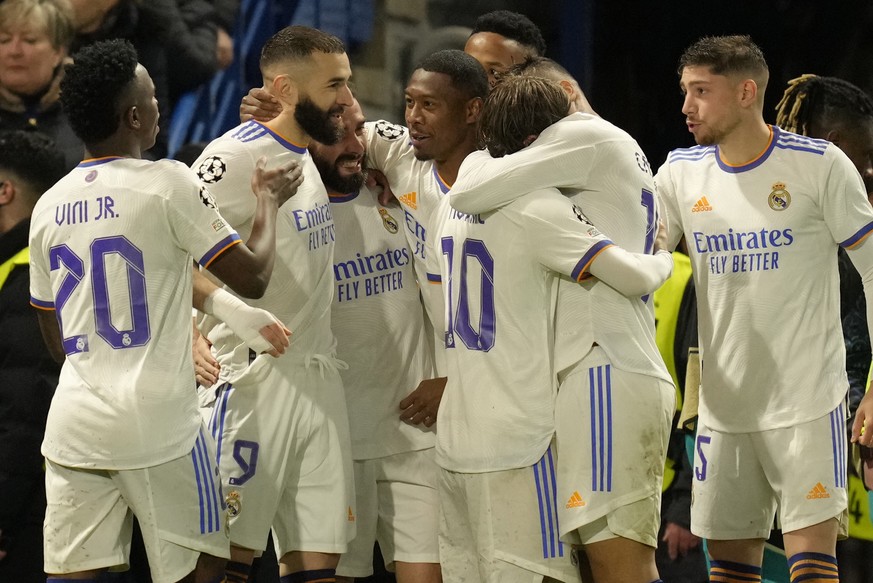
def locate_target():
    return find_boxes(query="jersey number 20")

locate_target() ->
[50,235,151,355]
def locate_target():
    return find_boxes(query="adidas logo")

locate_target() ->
[398,191,418,210]
[348,506,356,522]
[691,196,712,212]
[806,482,830,500]
[565,491,586,509]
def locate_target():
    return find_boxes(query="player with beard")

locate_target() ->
[312,99,440,583]
[190,26,355,583]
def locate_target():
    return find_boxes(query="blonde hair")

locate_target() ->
[0,0,76,50]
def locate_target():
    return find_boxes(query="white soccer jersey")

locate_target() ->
[655,126,873,432]
[29,157,241,469]
[330,185,435,459]
[192,121,337,376]
[450,113,671,380]
[427,189,616,473]
[365,120,450,368]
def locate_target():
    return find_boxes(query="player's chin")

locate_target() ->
[412,147,433,161]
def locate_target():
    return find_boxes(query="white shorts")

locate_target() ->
[439,447,583,583]
[336,448,440,578]
[691,403,849,540]
[206,359,355,555]
[43,428,229,582]
[555,348,674,548]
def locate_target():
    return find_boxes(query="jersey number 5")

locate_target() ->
[49,235,151,355]
[441,237,496,351]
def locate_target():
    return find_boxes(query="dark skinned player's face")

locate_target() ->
[404,69,473,163]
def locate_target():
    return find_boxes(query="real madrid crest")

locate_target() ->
[768,182,790,211]
[378,208,399,233]
[225,490,241,517]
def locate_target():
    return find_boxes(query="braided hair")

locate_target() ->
[776,74,873,136]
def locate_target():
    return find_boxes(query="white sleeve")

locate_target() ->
[518,189,672,297]
[191,144,259,233]
[163,164,241,267]
[364,120,411,178]
[822,146,873,250]
[587,248,674,297]
[27,216,54,309]
[450,113,599,214]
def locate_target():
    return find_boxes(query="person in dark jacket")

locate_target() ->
[0,130,64,582]
[0,0,84,171]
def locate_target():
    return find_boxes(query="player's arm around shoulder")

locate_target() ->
[364,120,409,176]
[518,188,673,296]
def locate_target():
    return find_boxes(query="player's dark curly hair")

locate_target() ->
[0,130,65,195]
[480,75,568,158]
[416,49,489,102]
[776,74,873,137]
[260,25,345,70]
[472,10,546,56]
[679,35,768,87]
[61,39,139,145]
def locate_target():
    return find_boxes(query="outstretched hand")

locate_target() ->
[252,156,303,208]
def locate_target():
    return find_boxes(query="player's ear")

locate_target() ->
[739,78,759,108]
[466,96,483,124]
[126,105,141,131]
[825,128,841,147]
[271,74,297,106]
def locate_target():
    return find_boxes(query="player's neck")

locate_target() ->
[84,137,141,161]
[717,120,772,166]
[435,141,478,186]
[266,112,310,149]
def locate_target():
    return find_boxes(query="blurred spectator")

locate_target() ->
[68,0,175,158]
[167,0,240,106]
[0,130,64,582]
[0,0,84,170]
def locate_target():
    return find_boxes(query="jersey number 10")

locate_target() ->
[441,237,496,352]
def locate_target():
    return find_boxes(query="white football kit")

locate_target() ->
[329,185,439,576]
[365,120,451,371]
[449,113,675,545]
[30,157,235,578]
[655,125,873,538]
[192,121,354,555]
[429,188,623,582]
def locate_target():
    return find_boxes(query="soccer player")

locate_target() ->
[429,74,674,583]
[449,63,675,583]
[363,49,486,387]
[312,98,440,583]
[28,39,296,583]
[776,73,873,583]
[654,35,873,583]
[464,9,546,86]
[191,26,356,583]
